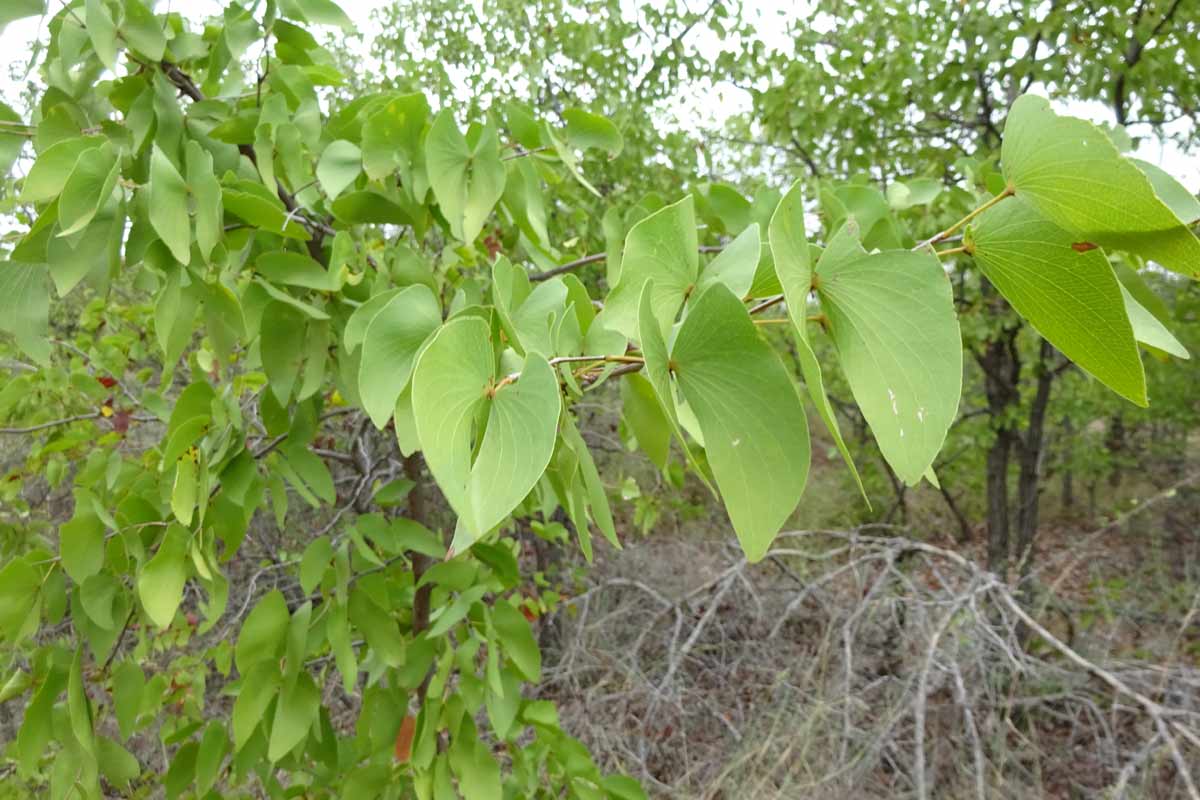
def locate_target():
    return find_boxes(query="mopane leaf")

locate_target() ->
[235,590,289,674]
[562,109,623,158]
[57,143,119,237]
[359,284,442,428]
[768,182,866,498]
[60,512,105,583]
[1130,158,1200,225]
[672,284,810,562]
[137,524,190,629]
[186,141,222,263]
[1001,95,1200,278]
[696,223,760,300]
[604,195,699,339]
[426,111,505,243]
[635,282,713,493]
[148,145,192,263]
[969,199,1146,405]
[22,136,103,203]
[316,139,361,200]
[769,179,813,340]
[85,0,118,71]
[621,373,671,470]
[492,600,540,682]
[1121,285,1189,359]
[268,673,320,761]
[261,301,308,404]
[256,251,337,291]
[0,261,50,364]
[815,246,961,485]
[412,318,560,552]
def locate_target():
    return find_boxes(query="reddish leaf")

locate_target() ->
[394,715,416,763]
[96,376,118,388]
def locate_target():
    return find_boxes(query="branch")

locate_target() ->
[0,412,101,435]
[529,245,725,282]
[159,60,331,264]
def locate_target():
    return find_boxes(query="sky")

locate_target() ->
[1,0,1197,191]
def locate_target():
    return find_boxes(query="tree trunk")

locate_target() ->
[976,305,1022,575]
[1015,340,1058,581]
[1060,417,1075,510]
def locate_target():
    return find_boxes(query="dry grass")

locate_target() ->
[541,505,1200,799]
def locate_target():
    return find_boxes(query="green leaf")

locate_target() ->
[621,373,671,470]
[0,557,40,642]
[792,333,868,504]
[604,195,699,340]
[120,0,167,60]
[111,661,144,740]
[0,261,50,364]
[85,0,119,71]
[358,284,442,428]
[1121,285,1189,359]
[68,648,95,754]
[283,0,355,31]
[0,0,43,35]
[348,586,405,666]
[268,672,320,761]
[426,112,506,242]
[1131,158,1200,225]
[768,181,865,499]
[22,136,103,203]
[149,145,192,263]
[560,413,619,550]
[233,663,279,751]
[969,199,1146,405]
[171,456,197,525]
[412,318,561,552]
[485,668,521,740]
[635,282,712,493]
[57,143,118,238]
[697,223,760,300]
[235,590,290,674]
[887,177,942,210]
[80,573,119,629]
[815,245,961,485]
[186,141,222,262]
[768,179,814,341]
[0,101,25,177]
[449,718,502,800]
[195,723,228,795]
[96,736,140,789]
[331,189,414,225]
[316,139,361,200]
[299,536,333,594]
[223,184,312,240]
[344,288,401,351]
[257,250,337,291]
[261,301,308,404]
[492,599,540,682]
[137,523,190,629]
[671,285,810,562]
[60,511,105,584]
[1001,94,1200,278]
[562,109,623,158]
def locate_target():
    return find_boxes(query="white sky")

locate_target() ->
[1,0,1196,190]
